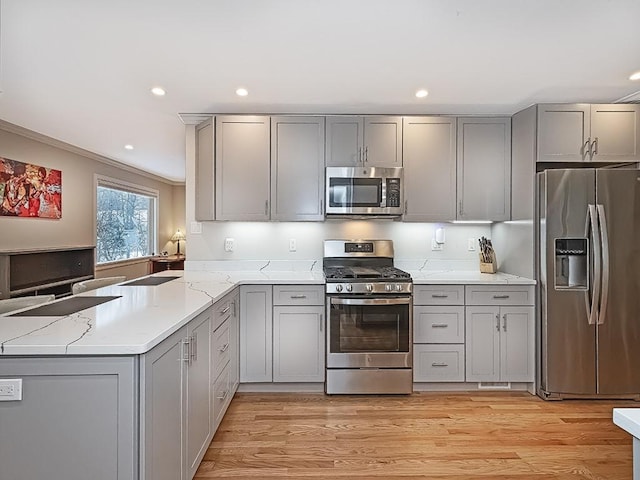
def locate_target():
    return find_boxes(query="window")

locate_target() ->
[96,176,157,264]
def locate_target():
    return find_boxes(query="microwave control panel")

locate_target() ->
[386,178,401,207]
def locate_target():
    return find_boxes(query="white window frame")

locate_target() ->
[94,174,159,265]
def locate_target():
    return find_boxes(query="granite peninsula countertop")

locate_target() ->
[0,261,534,357]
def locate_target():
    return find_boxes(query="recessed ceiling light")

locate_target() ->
[415,89,429,98]
[124,144,134,150]
[236,87,248,97]
[630,71,640,81]
[151,87,166,96]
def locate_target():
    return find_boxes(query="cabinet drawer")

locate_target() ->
[413,344,465,382]
[413,285,464,305]
[212,320,231,379]
[465,285,534,306]
[213,291,236,331]
[273,285,324,306]
[213,363,231,429]
[414,306,464,344]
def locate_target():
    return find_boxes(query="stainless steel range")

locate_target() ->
[324,239,413,394]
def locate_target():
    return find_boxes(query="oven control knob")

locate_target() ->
[335,284,343,292]
[385,284,392,292]
[345,284,353,292]
[395,284,403,292]
[366,284,373,292]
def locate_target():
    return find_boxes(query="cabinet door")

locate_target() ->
[590,104,640,162]
[271,116,325,220]
[465,306,500,382]
[457,117,511,221]
[402,116,456,221]
[240,285,273,382]
[537,104,590,162]
[413,305,465,344]
[499,306,535,382]
[364,116,403,167]
[215,115,270,220]
[325,116,363,166]
[185,310,212,480]
[413,344,465,382]
[141,326,187,480]
[273,306,325,382]
[195,117,214,221]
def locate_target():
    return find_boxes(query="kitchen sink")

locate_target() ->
[121,276,180,286]
[9,296,122,317]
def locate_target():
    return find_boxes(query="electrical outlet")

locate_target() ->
[190,221,202,234]
[431,238,443,251]
[289,238,297,252]
[224,238,234,252]
[0,379,22,401]
[468,238,476,251]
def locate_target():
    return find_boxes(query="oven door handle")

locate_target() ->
[330,297,411,306]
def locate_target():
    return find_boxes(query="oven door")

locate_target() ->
[327,176,383,212]
[327,296,412,368]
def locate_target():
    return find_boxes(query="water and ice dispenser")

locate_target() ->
[554,238,588,290]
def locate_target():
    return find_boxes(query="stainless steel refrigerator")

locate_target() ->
[537,168,640,399]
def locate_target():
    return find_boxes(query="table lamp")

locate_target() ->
[171,229,186,257]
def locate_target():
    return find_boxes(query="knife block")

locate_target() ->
[479,253,497,274]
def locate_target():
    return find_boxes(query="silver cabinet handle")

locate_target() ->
[182,337,191,364]
[219,343,230,353]
[219,305,230,315]
[217,390,229,401]
[320,313,323,333]
[431,294,449,298]
[289,294,307,299]
[431,323,449,328]
[583,137,591,159]
[492,295,510,299]
[404,200,408,214]
[592,137,599,156]
[364,146,368,163]
[431,362,448,367]
[358,147,363,164]
[496,314,500,332]
[264,200,269,215]
[459,200,463,216]
[190,333,197,362]
[502,314,507,332]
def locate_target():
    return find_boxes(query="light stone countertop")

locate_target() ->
[0,261,534,357]
[614,408,640,439]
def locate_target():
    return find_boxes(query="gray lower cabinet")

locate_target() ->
[465,285,535,383]
[141,307,213,480]
[0,356,137,480]
[215,115,270,221]
[240,284,325,384]
[402,116,457,222]
[456,117,511,221]
[413,285,465,382]
[240,285,273,382]
[271,116,325,221]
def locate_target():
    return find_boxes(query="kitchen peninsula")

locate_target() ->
[0,266,533,480]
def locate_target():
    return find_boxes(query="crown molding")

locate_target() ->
[0,119,184,186]
[178,113,213,125]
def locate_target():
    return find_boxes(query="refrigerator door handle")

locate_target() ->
[596,204,610,325]
[585,204,601,326]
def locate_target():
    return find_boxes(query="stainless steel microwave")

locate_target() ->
[325,167,404,217]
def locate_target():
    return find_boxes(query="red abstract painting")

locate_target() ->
[0,157,62,218]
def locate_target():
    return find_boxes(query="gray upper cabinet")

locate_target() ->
[195,117,214,221]
[537,103,640,162]
[325,116,402,167]
[402,116,457,222]
[456,117,511,221]
[271,116,325,221]
[215,115,270,221]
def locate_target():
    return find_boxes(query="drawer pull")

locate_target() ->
[219,305,231,315]
[219,343,230,353]
[217,390,229,401]
[431,294,449,298]
[431,323,449,328]
[492,295,510,299]
[289,294,307,299]
[431,362,448,367]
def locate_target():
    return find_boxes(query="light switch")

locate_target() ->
[289,239,297,252]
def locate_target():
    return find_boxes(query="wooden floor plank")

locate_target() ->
[194,392,636,479]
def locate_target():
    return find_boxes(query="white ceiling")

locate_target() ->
[1,0,639,183]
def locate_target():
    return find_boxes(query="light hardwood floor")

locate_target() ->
[195,392,637,479]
